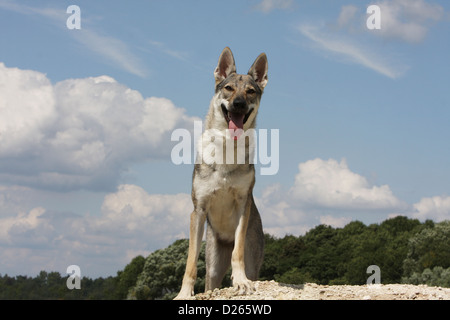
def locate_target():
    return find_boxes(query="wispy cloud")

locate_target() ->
[298,24,407,79]
[254,0,293,13]
[333,1,444,43]
[148,40,189,61]
[296,1,445,79]
[0,0,147,77]
[73,30,148,78]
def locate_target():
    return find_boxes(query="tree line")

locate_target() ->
[0,257,145,300]
[130,216,450,299]
[1,216,449,299]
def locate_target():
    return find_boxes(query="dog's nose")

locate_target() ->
[232,97,247,111]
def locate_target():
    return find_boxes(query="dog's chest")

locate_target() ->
[194,165,253,200]
[194,166,254,240]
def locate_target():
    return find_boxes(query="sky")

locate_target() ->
[0,0,449,278]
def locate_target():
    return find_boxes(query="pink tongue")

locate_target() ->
[229,112,244,131]
[228,113,245,140]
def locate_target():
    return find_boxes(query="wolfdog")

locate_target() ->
[175,47,268,299]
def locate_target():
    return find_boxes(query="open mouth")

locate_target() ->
[221,104,253,131]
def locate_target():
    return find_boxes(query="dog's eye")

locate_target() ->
[224,85,234,91]
[246,88,256,94]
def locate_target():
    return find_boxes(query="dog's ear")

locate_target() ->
[248,53,268,89]
[214,47,236,85]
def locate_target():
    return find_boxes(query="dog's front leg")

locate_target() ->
[174,209,206,300]
[231,194,254,295]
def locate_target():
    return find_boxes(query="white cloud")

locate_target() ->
[254,0,293,13]
[0,207,47,246]
[375,0,444,43]
[0,63,56,156]
[255,158,408,237]
[0,63,199,191]
[99,184,192,242]
[0,184,192,277]
[298,24,408,79]
[412,195,450,221]
[256,188,305,237]
[0,158,446,277]
[289,158,407,211]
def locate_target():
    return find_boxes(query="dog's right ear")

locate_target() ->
[214,47,236,85]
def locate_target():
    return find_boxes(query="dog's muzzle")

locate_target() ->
[221,103,254,129]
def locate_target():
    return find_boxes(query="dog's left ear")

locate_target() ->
[248,53,268,89]
[214,47,236,85]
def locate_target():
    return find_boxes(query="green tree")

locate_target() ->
[403,267,450,287]
[259,233,282,280]
[275,267,316,284]
[129,239,206,300]
[116,255,145,299]
[403,220,450,277]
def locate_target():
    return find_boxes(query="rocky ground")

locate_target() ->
[194,280,450,300]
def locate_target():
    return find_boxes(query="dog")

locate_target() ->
[174,47,268,299]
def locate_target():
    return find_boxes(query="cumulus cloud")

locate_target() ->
[0,62,199,275]
[0,184,192,277]
[0,207,47,246]
[411,196,450,221]
[256,158,408,237]
[3,158,407,275]
[98,184,192,243]
[0,63,199,191]
[0,158,447,276]
[0,63,56,156]
[255,183,310,237]
[289,158,407,211]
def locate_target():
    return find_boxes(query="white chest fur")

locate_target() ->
[193,165,254,242]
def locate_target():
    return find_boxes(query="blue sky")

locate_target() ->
[0,0,450,277]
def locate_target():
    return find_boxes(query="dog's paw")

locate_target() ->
[232,277,255,295]
[174,294,195,300]
[174,287,195,300]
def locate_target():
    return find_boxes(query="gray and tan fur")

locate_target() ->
[175,47,268,299]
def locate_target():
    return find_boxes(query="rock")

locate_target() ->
[193,281,450,300]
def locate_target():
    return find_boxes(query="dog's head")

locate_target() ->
[213,47,268,134]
